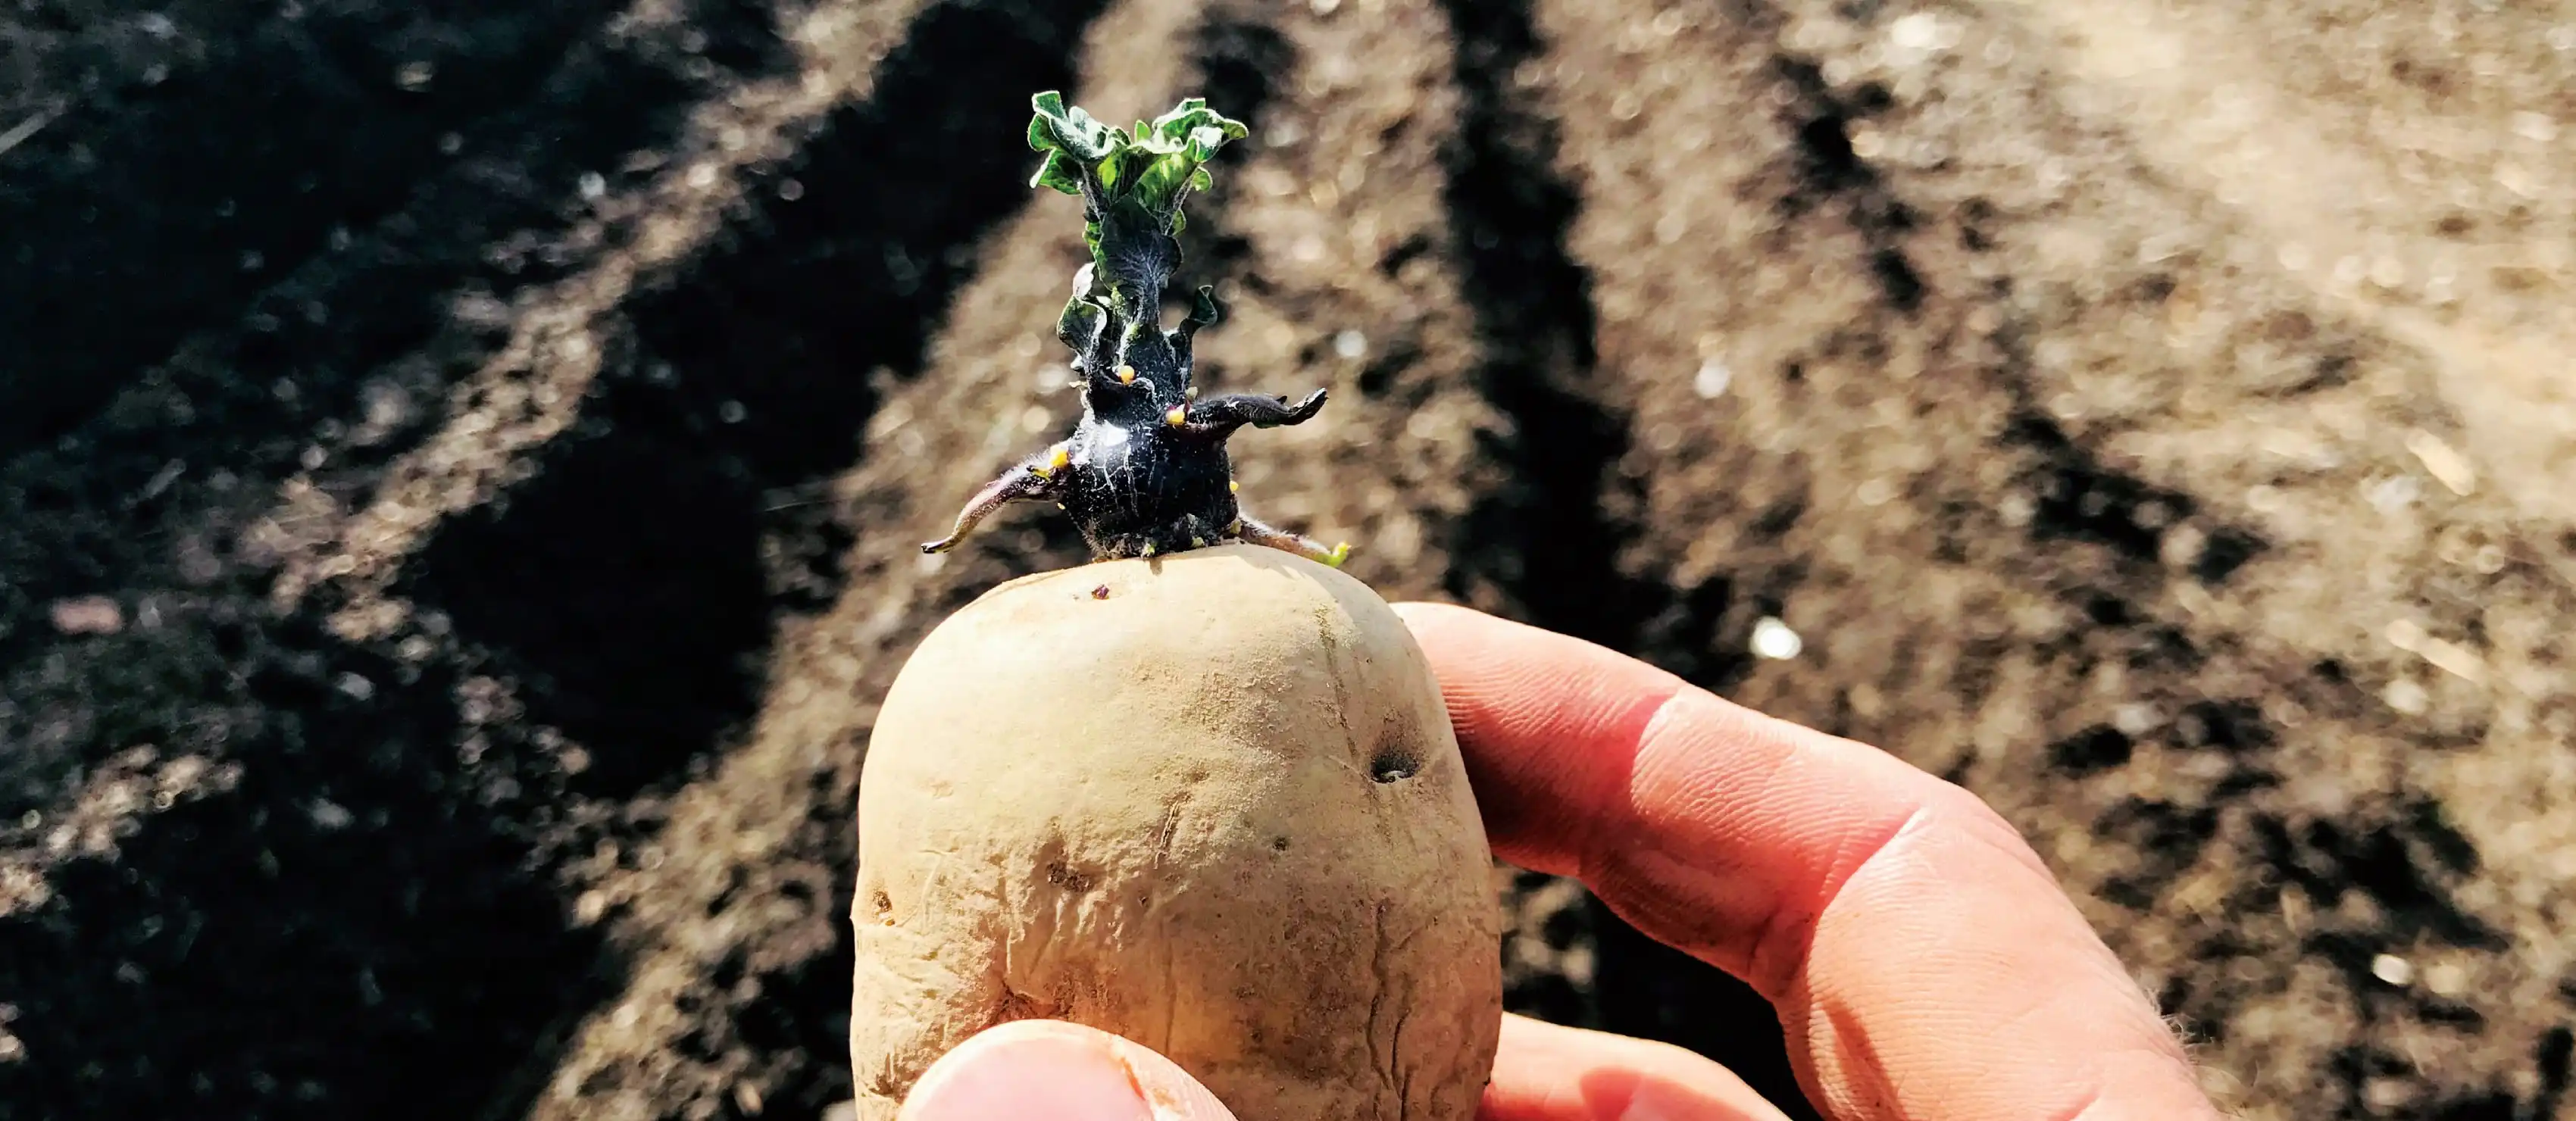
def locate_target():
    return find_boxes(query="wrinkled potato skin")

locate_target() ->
[850,545,1502,1121]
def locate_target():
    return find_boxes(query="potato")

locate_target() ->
[849,545,1503,1120]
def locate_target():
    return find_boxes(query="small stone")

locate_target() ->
[48,596,123,635]
[2370,953,2413,986]
[1693,359,1733,399]
[309,800,355,831]
[2383,679,2430,716]
[1750,617,1804,660]
[2112,703,2160,737]
[2404,430,2477,496]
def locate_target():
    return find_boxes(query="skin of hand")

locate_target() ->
[893,602,2230,1121]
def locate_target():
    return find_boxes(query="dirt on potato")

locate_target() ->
[2,2,2572,1119]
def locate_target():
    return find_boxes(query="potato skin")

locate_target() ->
[850,545,1502,1120]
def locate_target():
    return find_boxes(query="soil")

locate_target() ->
[2,1,2572,1119]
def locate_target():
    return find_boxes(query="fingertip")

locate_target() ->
[898,1020,1237,1121]
[1483,1013,1794,1121]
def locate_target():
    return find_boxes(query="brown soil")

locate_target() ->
[3,2,2571,1119]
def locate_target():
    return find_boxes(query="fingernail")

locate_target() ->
[898,1020,1236,1121]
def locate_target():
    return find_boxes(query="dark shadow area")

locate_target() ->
[633,762,866,1121]
[402,0,1111,799]
[2283,812,2497,951]
[1434,1,1810,1116]
[1436,0,1640,650]
[2259,796,2507,988]
[2095,797,2220,910]
[1770,58,1924,314]
[1590,899,1812,1116]
[0,0,777,817]
[2005,409,2199,564]
[1998,396,2271,585]
[1499,869,1596,1026]
[399,423,772,796]
[716,892,858,1121]
[0,614,609,1121]
[0,0,748,454]
[2340,1023,2571,1121]
[2049,723,2135,775]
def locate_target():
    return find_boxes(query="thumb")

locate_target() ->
[896,1020,1239,1121]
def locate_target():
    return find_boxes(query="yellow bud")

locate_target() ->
[1117,366,1137,384]
[1165,405,1188,426]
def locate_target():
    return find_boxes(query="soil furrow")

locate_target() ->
[0,0,757,825]
[0,2,932,1117]
[1521,1,2576,1116]
[270,0,939,640]
[0,0,646,454]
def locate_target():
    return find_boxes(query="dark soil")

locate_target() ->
[4,2,2573,1119]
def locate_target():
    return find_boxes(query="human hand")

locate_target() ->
[893,603,2227,1121]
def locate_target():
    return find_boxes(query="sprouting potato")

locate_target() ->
[849,545,1502,1120]
[848,93,1502,1120]
[918,92,1349,570]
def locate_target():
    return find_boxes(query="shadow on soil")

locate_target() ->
[0,14,795,1116]
[0,0,774,818]
[0,617,611,1121]
[0,0,712,455]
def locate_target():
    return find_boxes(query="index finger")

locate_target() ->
[1393,602,2221,1121]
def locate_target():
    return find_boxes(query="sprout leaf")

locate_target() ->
[1024,90,1248,322]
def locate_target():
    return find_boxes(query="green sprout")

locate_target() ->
[919,92,1348,567]
[1027,91,1248,323]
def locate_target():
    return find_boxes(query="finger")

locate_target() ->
[897,1019,1238,1121]
[1481,1013,1793,1121]
[1394,602,2221,1121]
